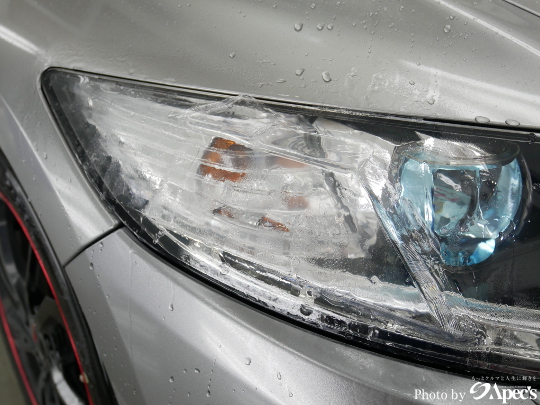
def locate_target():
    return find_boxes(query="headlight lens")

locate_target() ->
[43,69,540,378]
[399,139,523,267]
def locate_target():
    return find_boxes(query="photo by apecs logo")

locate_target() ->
[470,382,537,403]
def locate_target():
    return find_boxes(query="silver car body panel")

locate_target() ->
[0,69,119,265]
[5,0,540,126]
[67,229,502,405]
[1,0,539,402]
[0,0,539,262]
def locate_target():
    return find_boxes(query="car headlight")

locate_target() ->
[43,69,540,379]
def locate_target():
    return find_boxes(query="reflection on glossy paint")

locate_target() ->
[403,60,540,120]
[0,25,40,55]
[436,0,540,58]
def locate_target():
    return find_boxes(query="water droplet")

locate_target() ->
[450,14,455,20]
[327,24,333,30]
[277,372,282,380]
[43,153,47,159]
[169,303,174,311]
[276,79,286,83]
[183,369,187,373]
[317,23,324,30]
[294,22,303,31]
[311,3,316,8]
[300,304,313,316]
[322,71,332,82]
[245,357,251,365]
[505,119,520,126]
[295,68,305,76]
[409,80,415,85]
[369,275,380,284]
[89,263,94,270]
[194,368,200,373]
[475,116,490,124]
[169,376,175,382]
[426,96,436,105]
[207,390,211,397]
[444,24,451,33]
[289,392,293,397]
[229,52,236,58]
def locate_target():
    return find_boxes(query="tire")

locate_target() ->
[0,149,116,405]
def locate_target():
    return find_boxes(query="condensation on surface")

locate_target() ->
[49,72,540,368]
[88,90,425,312]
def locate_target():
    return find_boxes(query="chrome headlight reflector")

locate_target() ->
[43,69,540,378]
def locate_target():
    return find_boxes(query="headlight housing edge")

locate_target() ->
[42,68,540,383]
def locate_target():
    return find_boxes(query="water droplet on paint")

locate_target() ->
[475,116,490,124]
[505,119,520,126]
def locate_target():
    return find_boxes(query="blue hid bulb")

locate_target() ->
[399,139,522,267]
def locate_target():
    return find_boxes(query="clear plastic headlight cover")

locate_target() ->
[43,69,540,378]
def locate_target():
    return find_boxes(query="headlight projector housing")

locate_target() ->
[43,69,540,380]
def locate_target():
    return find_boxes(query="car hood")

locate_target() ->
[3,0,540,127]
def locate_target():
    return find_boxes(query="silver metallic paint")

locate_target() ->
[67,229,497,405]
[1,0,539,403]
[0,0,539,262]
[0,84,119,265]
[0,12,119,264]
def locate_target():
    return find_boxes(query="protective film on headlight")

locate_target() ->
[43,69,540,378]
